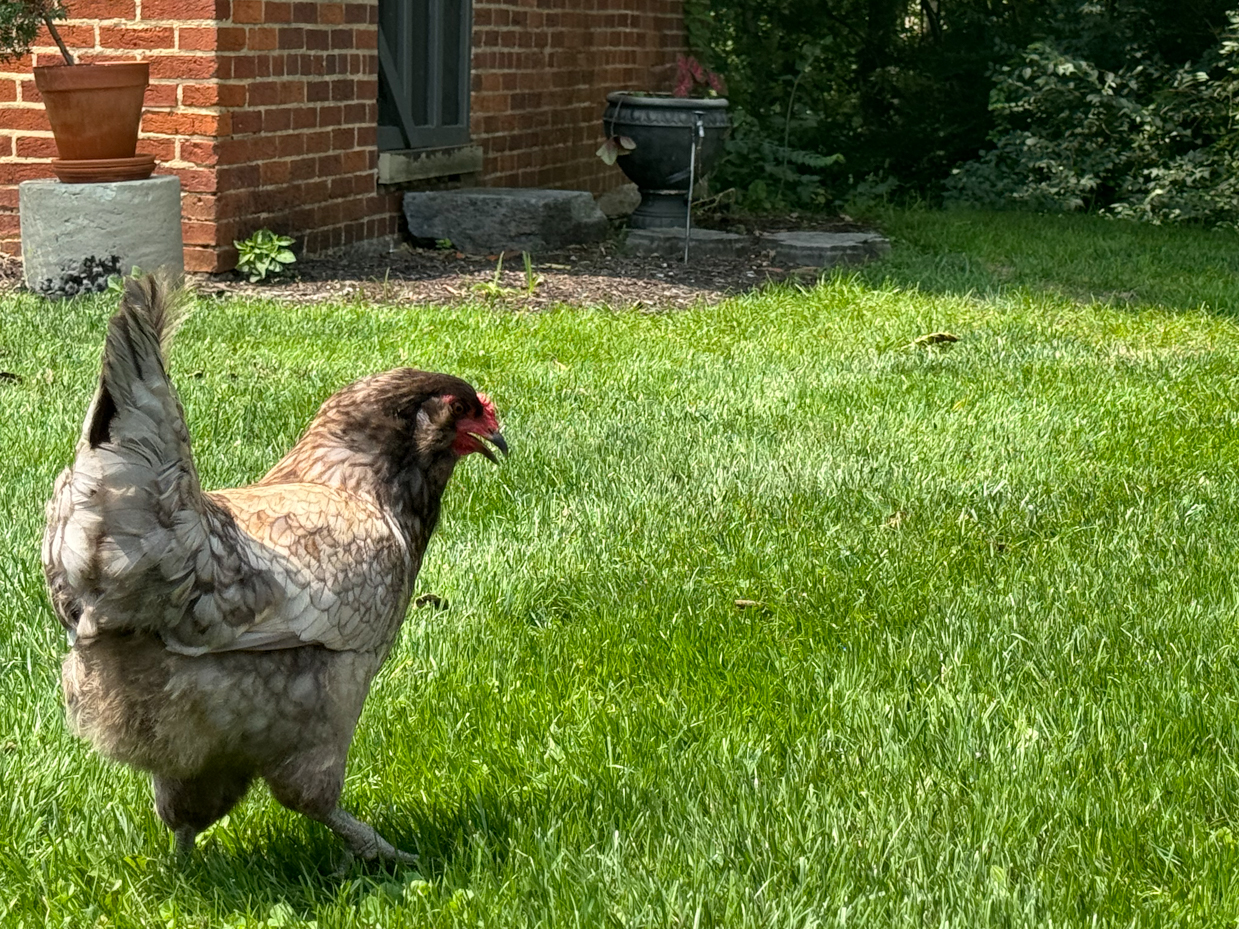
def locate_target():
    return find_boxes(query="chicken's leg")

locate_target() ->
[174,826,197,859]
[153,768,252,860]
[265,751,417,866]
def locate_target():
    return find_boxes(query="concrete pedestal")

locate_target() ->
[20,175,184,298]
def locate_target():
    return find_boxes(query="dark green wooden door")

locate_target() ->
[378,0,472,151]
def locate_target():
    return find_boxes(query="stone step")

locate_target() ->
[764,231,890,268]
[625,227,892,267]
[403,188,609,255]
[624,227,753,260]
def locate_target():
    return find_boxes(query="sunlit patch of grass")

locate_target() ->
[3,211,1239,925]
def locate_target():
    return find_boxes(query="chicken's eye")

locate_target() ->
[448,399,466,417]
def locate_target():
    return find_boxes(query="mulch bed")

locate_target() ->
[3,215,877,311]
[197,216,875,310]
[198,241,762,310]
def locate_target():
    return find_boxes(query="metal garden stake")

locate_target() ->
[684,111,705,263]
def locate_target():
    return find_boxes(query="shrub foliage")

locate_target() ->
[0,2,64,61]
[689,0,1239,222]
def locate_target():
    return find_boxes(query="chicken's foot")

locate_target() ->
[320,808,418,866]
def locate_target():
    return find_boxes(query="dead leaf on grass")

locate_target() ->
[911,331,959,347]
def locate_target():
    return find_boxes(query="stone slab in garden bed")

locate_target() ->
[20,175,184,298]
[403,188,609,255]
[764,231,890,268]
[624,227,753,260]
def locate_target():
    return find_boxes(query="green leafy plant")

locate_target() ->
[685,0,1237,205]
[947,11,1239,227]
[234,230,296,283]
[470,252,540,301]
[718,108,843,211]
[521,251,542,296]
[105,265,144,295]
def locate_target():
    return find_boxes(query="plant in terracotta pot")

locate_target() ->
[600,55,730,228]
[2,1,153,183]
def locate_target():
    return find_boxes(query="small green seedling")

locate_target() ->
[106,266,145,295]
[235,230,296,283]
[472,253,510,300]
[522,251,542,296]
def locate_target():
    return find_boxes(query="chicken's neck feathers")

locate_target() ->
[259,438,448,557]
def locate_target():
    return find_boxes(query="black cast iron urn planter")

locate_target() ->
[602,92,730,229]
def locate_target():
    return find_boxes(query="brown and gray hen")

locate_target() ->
[42,276,506,863]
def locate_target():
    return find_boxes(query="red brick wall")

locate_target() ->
[213,0,400,269]
[470,0,685,193]
[0,0,683,271]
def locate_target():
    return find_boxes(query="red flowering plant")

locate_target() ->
[673,54,726,98]
[598,55,727,164]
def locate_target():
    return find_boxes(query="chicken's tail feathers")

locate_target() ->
[121,271,190,359]
[44,273,207,641]
[84,273,192,450]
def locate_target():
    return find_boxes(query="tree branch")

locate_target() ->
[43,13,73,66]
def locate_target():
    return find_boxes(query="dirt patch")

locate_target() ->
[197,214,881,310]
[197,238,791,310]
[3,215,881,310]
[0,253,23,288]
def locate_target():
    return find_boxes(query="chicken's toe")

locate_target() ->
[321,808,418,866]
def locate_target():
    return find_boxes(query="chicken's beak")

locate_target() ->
[470,431,508,464]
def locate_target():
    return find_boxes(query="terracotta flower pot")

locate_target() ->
[33,62,154,182]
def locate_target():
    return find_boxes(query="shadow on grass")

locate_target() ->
[180,788,514,910]
[851,207,1239,318]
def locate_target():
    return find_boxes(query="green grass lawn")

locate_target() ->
[4,210,1239,927]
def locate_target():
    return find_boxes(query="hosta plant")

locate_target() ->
[234,229,296,283]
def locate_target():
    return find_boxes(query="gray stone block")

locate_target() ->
[765,231,890,268]
[625,227,753,259]
[596,183,641,218]
[20,175,184,298]
[403,187,609,255]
